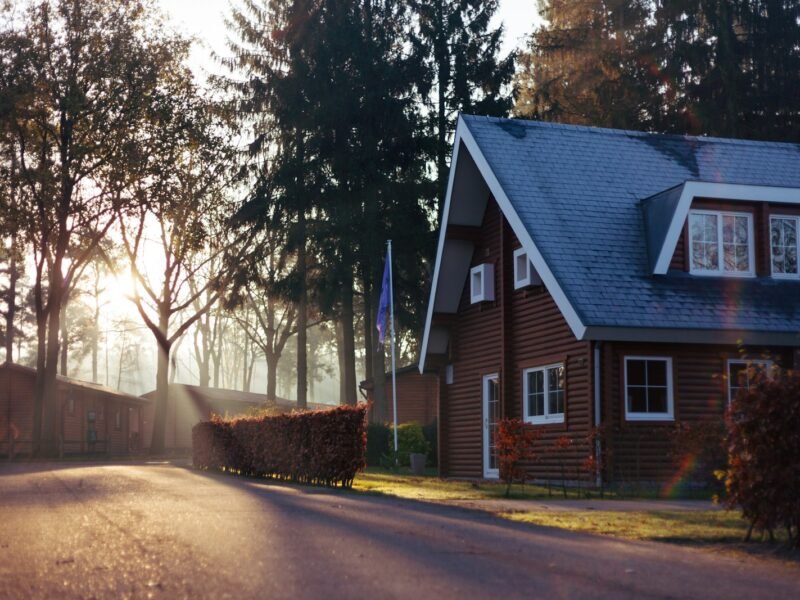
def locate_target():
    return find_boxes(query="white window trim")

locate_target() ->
[727,359,773,404]
[513,248,531,289]
[470,263,494,304]
[688,209,755,278]
[624,356,675,421]
[523,363,565,425]
[769,215,800,280]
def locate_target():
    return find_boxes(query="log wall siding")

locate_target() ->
[668,199,800,274]
[384,373,438,425]
[604,342,794,482]
[439,198,593,479]
[0,369,35,456]
[365,371,439,426]
[0,365,143,457]
[441,199,503,477]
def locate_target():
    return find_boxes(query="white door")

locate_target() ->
[482,374,500,479]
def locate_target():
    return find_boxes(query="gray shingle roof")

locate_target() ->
[462,115,800,334]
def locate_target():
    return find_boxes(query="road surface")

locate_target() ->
[0,461,797,599]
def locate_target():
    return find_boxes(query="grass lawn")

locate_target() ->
[351,467,711,502]
[501,510,798,561]
[352,468,555,501]
[502,510,749,543]
[350,469,797,561]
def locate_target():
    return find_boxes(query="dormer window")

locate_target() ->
[513,248,531,289]
[770,215,799,278]
[688,210,754,277]
[470,263,494,304]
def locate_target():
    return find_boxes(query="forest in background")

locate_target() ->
[1,0,799,454]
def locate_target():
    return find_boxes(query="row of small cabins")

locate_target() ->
[3,115,798,487]
[0,362,328,457]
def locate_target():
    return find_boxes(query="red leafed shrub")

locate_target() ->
[724,370,800,546]
[497,418,540,497]
[192,404,368,488]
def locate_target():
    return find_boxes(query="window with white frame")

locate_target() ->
[523,364,565,424]
[513,248,531,289]
[727,359,772,404]
[470,263,494,303]
[688,210,754,276]
[770,215,799,277]
[445,364,454,385]
[624,357,674,421]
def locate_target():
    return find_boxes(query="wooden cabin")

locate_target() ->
[0,362,148,457]
[141,384,332,451]
[419,115,800,484]
[360,365,439,425]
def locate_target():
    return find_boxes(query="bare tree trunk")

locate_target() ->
[91,279,100,382]
[40,281,64,457]
[60,300,68,376]
[336,320,346,404]
[32,299,46,453]
[361,271,373,385]
[296,209,308,410]
[150,304,171,454]
[339,276,357,406]
[370,274,387,421]
[4,245,18,364]
[266,353,278,404]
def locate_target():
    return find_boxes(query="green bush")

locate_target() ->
[422,419,437,467]
[389,422,430,467]
[366,422,391,466]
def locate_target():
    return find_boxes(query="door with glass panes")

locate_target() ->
[482,373,500,479]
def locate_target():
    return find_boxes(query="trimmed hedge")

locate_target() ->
[192,404,368,488]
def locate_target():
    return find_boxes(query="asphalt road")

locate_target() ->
[0,462,798,599]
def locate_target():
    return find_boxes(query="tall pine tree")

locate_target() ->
[514,0,655,129]
[517,1,800,141]
[412,0,515,200]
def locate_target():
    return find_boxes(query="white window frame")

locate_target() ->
[769,215,800,279]
[445,364,454,385]
[688,209,755,277]
[523,363,565,425]
[727,359,773,404]
[624,356,675,421]
[470,263,494,304]
[513,248,531,289]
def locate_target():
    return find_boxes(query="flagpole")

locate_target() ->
[388,240,398,457]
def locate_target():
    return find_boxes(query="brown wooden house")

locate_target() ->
[360,365,439,425]
[0,362,148,457]
[419,115,800,484]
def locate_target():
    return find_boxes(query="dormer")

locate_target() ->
[643,182,800,278]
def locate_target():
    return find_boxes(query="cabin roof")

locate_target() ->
[420,116,800,369]
[0,362,148,404]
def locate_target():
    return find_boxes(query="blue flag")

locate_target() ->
[376,251,391,344]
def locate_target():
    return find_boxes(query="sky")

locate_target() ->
[159,0,542,80]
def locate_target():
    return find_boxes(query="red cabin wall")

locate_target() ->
[367,371,439,426]
[439,198,593,479]
[602,342,794,483]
